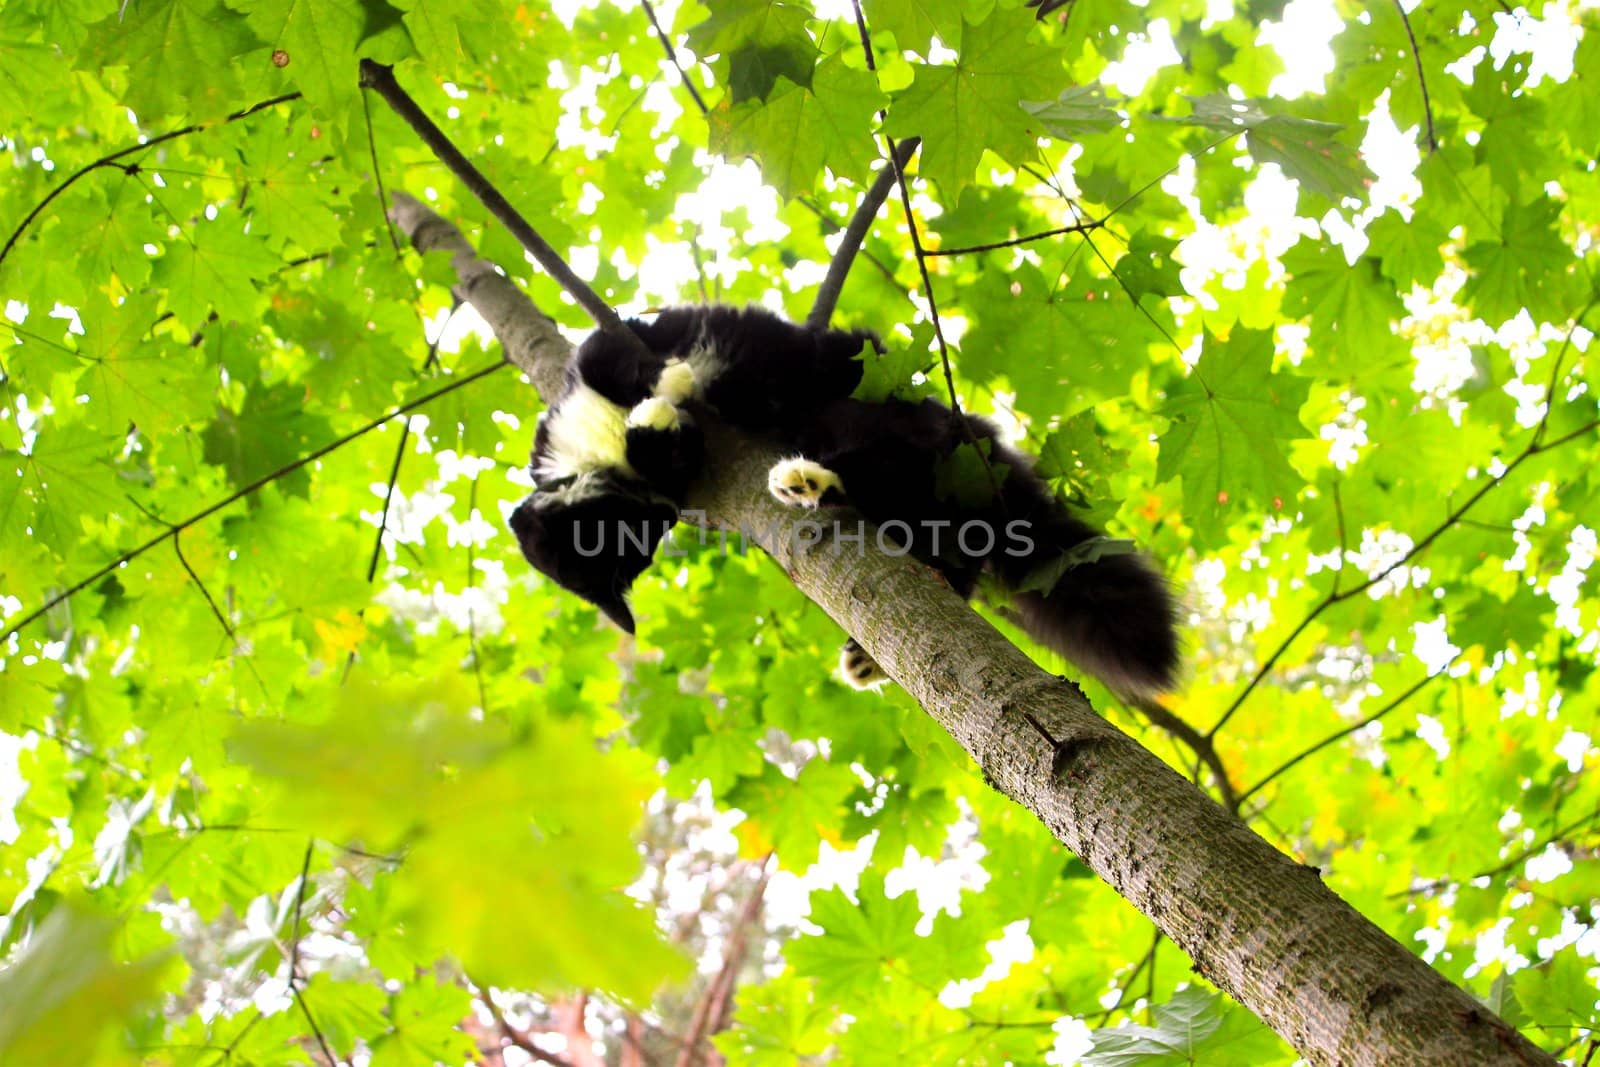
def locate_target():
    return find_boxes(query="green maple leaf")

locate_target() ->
[1173,95,1371,203]
[74,293,212,436]
[1463,68,1549,197]
[80,0,262,121]
[712,56,888,198]
[235,119,347,253]
[155,219,280,328]
[0,903,171,1063]
[1035,410,1128,519]
[391,0,502,64]
[230,679,685,1000]
[785,870,924,1001]
[45,183,165,301]
[3,420,127,555]
[1366,209,1446,290]
[1085,988,1284,1064]
[1281,243,1407,374]
[0,36,67,118]
[1157,327,1310,538]
[369,977,480,1066]
[863,0,963,53]
[960,262,1162,411]
[1461,195,1575,326]
[851,328,930,403]
[1513,954,1600,1031]
[934,438,1009,508]
[727,759,858,859]
[884,14,1064,192]
[240,0,364,111]
[1020,83,1124,140]
[1115,231,1184,303]
[690,0,816,103]
[201,380,333,496]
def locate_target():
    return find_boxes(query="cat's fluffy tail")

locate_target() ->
[1006,550,1181,699]
[982,440,1182,699]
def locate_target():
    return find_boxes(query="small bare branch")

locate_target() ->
[358,60,648,360]
[806,137,920,330]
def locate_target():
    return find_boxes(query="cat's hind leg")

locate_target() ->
[839,638,889,689]
[767,457,847,509]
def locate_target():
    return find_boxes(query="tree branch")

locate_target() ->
[805,137,920,330]
[357,60,651,360]
[1,91,302,272]
[675,856,772,1067]
[391,195,1553,1067]
[478,988,572,1067]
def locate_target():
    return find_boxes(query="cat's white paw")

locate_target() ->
[839,639,889,690]
[654,360,697,405]
[627,396,680,431]
[767,458,844,509]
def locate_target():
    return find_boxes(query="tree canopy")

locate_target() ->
[1,0,1598,1063]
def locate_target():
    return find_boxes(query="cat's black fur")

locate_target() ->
[508,305,1180,697]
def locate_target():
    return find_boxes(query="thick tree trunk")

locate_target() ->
[390,192,1553,1067]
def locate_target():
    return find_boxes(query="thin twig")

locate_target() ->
[466,475,491,713]
[286,841,339,1065]
[847,0,993,495]
[0,361,508,645]
[1396,806,1600,899]
[1092,930,1162,1026]
[479,988,572,1067]
[172,532,236,642]
[21,720,142,779]
[365,423,413,584]
[1237,663,1453,807]
[805,136,920,330]
[640,0,709,115]
[1,92,302,270]
[1211,405,1600,740]
[925,219,1104,257]
[1391,0,1438,153]
[360,86,405,255]
[357,61,648,358]
[122,494,271,696]
[1128,696,1239,811]
[1533,297,1599,446]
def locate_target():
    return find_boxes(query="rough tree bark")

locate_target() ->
[388,191,1553,1067]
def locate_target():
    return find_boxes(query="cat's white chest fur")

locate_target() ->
[536,382,630,480]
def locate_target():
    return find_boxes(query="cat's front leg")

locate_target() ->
[766,457,847,509]
[653,359,697,405]
[625,399,704,501]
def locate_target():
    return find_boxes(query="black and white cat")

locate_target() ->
[507,305,1180,698]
